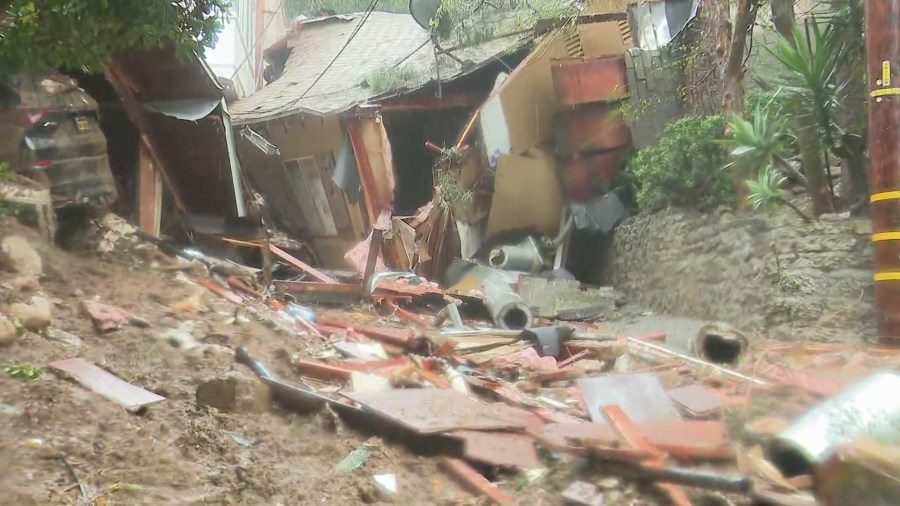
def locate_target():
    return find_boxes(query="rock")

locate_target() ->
[0,402,22,417]
[0,235,42,278]
[196,371,270,414]
[0,315,19,346]
[81,301,131,333]
[45,327,83,347]
[6,296,52,331]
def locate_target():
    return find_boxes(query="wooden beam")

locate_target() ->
[377,93,484,113]
[346,118,380,225]
[363,229,384,291]
[103,63,187,212]
[137,141,162,236]
[269,243,338,284]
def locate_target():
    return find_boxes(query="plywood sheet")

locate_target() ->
[50,357,165,411]
[485,154,563,239]
[495,33,572,155]
[579,21,629,57]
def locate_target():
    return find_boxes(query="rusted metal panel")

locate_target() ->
[50,357,165,411]
[452,430,541,469]
[342,388,525,434]
[667,384,725,418]
[542,419,730,461]
[551,56,629,106]
[561,148,627,201]
[555,103,632,155]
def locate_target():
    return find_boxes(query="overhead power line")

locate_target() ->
[294,0,381,101]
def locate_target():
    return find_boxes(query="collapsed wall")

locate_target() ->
[611,209,876,342]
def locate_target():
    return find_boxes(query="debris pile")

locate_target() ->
[113,223,900,505]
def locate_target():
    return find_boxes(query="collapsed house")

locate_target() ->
[71,46,248,239]
[230,2,644,294]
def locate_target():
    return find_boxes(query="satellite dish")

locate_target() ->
[409,0,443,31]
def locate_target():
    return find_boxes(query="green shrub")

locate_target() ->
[627,115,732,212]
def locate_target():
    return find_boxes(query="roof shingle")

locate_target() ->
[230,12,524,124]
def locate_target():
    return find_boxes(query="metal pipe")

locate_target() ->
[481,269,534,330]
[867,0,900,344]
[626,338,766,386]
[770,370,900,477]
[445,303,465,329]
[488,237,543,273]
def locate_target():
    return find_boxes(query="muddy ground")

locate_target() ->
[0,220,498,506]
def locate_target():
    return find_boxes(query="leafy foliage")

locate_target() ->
[433,0,576,46]
[283,0,408,19]
[0,0,229,74]
[746,168,787,212]
[363,66,425,94]
[4,363,41,380]
[719,101,790,175]
[766,19,847,153]
[627,115,732,212]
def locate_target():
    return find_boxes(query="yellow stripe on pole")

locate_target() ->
[875,272,900,282]
[871,88,900,97]
[871,191,900,203]
[874,232,900,242]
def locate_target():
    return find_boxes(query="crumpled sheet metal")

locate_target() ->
[577,372,678,423]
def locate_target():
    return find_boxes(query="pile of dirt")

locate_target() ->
[0,220,469,505]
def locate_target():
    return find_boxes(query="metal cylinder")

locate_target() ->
[488,237,543,273]
[480,268,534,330]
[867,0,900,344]
[769,370,900,477]
[692,323,748,365]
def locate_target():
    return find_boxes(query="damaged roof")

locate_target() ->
[230,12,527,124]
[110,46,242,217]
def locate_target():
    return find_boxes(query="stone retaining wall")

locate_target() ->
[611,209,876,342]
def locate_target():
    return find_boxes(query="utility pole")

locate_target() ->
[867,0,900,344]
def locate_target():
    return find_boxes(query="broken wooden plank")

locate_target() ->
[269,244,338,284]
[602,405,693,506]
[441,457,515,506]
[274,281,361,295]
[49,358,165,412]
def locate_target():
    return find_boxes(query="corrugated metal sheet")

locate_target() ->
[230,12,525,123]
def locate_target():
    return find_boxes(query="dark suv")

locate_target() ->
[0,69,117,207]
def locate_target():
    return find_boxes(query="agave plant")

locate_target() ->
[719,97,806,184]
[768,20,847,149]
[746,167,812,222]
[765,18,849,216]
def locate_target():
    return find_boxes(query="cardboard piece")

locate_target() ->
[485,154,563,239]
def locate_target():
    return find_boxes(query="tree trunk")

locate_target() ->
[796,113,834,216]
[771,0,796,40]
[719,0,759,211]
[723,0,758,117]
